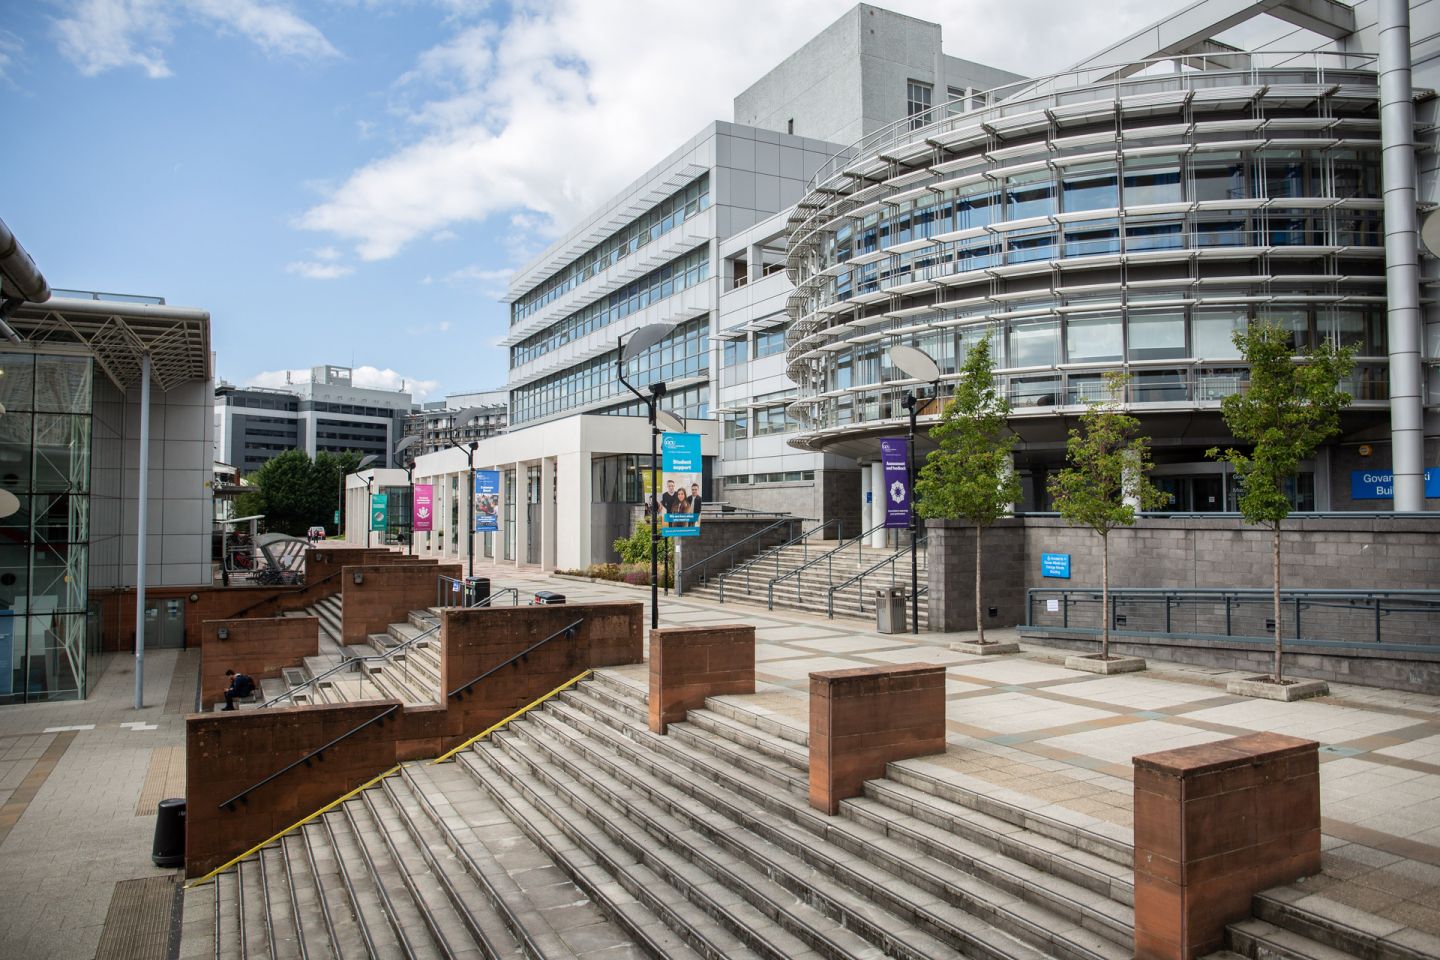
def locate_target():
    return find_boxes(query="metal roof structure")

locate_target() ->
[6,295,211,392]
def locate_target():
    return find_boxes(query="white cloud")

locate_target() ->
[443,263,512,297]
[297,0,1182,261]
[0,30,25,84]
[285,259,354,279]
[248,365,441,400]
[52,0,337,78]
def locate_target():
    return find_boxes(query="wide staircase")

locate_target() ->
[230,596,444,710]
[685,535,930,628]
[182,667,1382,959]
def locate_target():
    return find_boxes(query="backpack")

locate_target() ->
[233,673,255,697]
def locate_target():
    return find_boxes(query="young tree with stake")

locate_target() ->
[1208,321,1352,685]
[1048,373,1170,660]
[915,335,1020,644]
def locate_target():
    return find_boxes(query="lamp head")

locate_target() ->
[655,409,686,433]
[890,343,941,383]
[620,322,676,363]
[357,453,379,471]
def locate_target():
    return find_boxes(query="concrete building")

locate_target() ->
[215,364,414,475]
[402,388,508,459]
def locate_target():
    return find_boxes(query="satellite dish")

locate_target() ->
[655,409,687,433]
[0,489,19,519]
[1422,209,1440,258]
[890,344,941,382]
[621,323,677,362]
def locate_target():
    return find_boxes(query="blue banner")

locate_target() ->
[881,437,910,528]
[474,470,501,532]
[1041,553,1071,579]
[1349,467,1439,501]
[661,432,703,538]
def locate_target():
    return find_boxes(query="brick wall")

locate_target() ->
[809,663,946,815]
[198,616,320,710]
[339,562,461,643]
[648,625,755,733]
[1133,733,1320,960]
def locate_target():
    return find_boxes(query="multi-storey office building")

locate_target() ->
[402,388,508,459]
[783,0,1439,515]
[215,365,414,474]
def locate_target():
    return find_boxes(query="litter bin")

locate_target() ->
[876,587,907,634]
[465,576,491,606]
[152,797,186,868]
[532,591,566,605]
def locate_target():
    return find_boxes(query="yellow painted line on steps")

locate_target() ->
[185,668,594,886]
[185,764,400,888]
[432,669,592,764]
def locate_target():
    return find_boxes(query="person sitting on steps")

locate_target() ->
[222,669,256,711]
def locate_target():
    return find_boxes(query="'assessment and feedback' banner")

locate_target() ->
[881,437,910,528]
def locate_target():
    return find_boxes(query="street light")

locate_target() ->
[395,436,419,549]
[442,408,484,578]
[344,453,379,541]
[891,343,941,636]
[617,322,676,629]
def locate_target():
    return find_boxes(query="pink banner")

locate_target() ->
[412,484,434,532]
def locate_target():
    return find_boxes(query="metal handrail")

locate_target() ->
[475,587,520,607]
[717,518,841,601]
[827,535,929,619]
[219,704,401,810]
[447,618,584,701]
[677,515,800,595]
[228,570,340,621]
[259,620,442,708]
[766,519,911,609]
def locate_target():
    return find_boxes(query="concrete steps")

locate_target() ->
[1216,887,1440,960]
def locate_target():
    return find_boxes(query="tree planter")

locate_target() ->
[952,640,1020,655]
[1064,653,1146,675]
[1227,675,1329,701]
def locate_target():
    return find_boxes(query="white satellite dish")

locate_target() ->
[0,489,20,519]
[1421,209,1440,258]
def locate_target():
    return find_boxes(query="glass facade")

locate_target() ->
[0,353,94,704]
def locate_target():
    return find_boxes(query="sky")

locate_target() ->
[0,0,1257,403]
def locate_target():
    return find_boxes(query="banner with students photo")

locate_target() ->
[474,470,500,532]
[660,432,703,538]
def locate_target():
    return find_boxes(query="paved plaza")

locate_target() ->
[1,570,1438,957]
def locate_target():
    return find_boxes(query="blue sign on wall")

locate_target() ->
[1349,467,1439,501]
[1041,553,1071,579]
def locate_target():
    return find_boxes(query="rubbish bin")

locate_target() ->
[465,576,491,606]
[152,797,186,868]
[876,587,907,634]
[532,591,566,605]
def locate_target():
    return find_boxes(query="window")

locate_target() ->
[754,329,786,358]
[1123,158,1182,206]
[1062,163,1118,212]
[1193,154,1247,202]
[1007,319,1060,368]
[906,80,933,130]
[722,338,748,367]
[1007,172,1055,220]
[1193,310,1247,359]
[1066,316,1123,362]
[1128,312,1186,361]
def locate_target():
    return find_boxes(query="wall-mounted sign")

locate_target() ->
[412,483,434,532]
[369,493,388,532]
[1041,553,1071,579]
[1349,468,1439,501]
[474,471,500,532]
[880,437,910,528]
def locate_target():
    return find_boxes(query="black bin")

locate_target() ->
[465,576,491,606]
[532,591,566,605]
[152,797,186,868]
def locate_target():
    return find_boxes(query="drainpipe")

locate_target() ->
[1378,0,1426,512]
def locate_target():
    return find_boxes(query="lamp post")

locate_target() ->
[362,473,375,549]
[890,344,941,636]
[342,453,378,540]
[442,408,484,578]
[617,322,677,629]
[394,435,419,548]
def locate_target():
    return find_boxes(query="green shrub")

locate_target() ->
[612,524,673,567]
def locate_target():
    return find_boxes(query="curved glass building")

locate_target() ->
[785,52,1398,510]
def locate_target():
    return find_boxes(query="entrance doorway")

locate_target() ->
[144,599,186,649]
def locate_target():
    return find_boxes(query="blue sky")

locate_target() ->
[1,0,1211,402]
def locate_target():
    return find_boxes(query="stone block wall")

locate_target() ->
[340,562,461,643]
[1133,733,1320,960]
[198,615,320,709]
[926,519,1026,632]
[809,663,946,815]
[648,625,756,733]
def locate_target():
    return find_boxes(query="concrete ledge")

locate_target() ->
[1065,654,1147,675]
[952,641,1020,656]
[1227,676,1330,701]
[649,625,755,734]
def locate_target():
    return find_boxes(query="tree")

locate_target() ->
[239,450,317,535]
[1048,373,1170,659]
[1208,321,1352,683]
[915,335,1020,644]
[312,451,363,535]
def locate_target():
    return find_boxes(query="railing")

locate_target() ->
[716,518,842,601]
[676,515,801,596]
[219,703,402,811]
[258,620,442,708]
[1025,587,1440,649]
[448,619,584,701]
[826,536,929,620]
[436,575,520,608]
[226,570,341,622]
[766,519,911,609]
[476,587,520,607]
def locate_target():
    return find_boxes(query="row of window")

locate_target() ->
[723,327,787,366]
[221,393,298,411]
[723,471,815,485]
[812,149,1380,271]
[511,246,711,367]
[603,383,710,423]
[511,318,710,425]
[513,175,711,323]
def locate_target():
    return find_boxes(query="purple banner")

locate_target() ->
[880,437,910,528]
[412,484,433,532]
